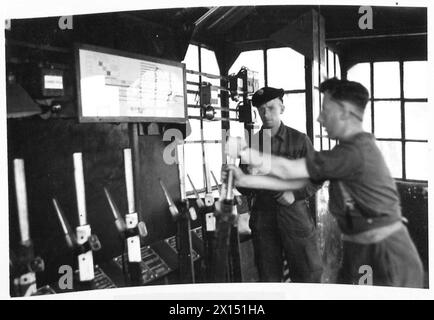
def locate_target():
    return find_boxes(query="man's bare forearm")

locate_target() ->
[269,157,310,180]
[240,149,310,180]
[237,174,308,191]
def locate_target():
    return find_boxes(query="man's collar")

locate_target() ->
[260,121,286,140]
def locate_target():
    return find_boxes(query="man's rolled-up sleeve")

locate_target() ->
[293,135,322,201]
[305,144,364,182]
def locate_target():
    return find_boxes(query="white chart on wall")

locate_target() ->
[78,48,185,120]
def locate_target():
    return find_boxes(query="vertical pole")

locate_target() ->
[400,60,406,179]
[13,159,30,244]
[127,125,142,284]
[305,57,314,143]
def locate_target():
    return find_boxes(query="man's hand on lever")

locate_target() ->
[225,137,272,176]
[221,164,246,188]
[225,136,310,180]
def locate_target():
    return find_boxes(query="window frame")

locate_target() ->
[183,43,223,197]
[264,47,308,135]
[314,48,341,151]
[346,60,428,183]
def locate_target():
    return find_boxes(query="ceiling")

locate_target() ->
[6,5,427,71]
[122,5,427,46]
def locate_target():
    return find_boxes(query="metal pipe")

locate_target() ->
[186,69,229,81]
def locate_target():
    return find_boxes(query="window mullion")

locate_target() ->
[400,60,406,180]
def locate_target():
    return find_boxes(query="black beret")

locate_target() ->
[251,87,284,107]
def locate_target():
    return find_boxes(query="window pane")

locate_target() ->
[404,61,428,98]
[183,44,200,110]
[321,63,327,84]
[374,101,401,138]
[205,143,223,185]
[363,103,372,133]
[327,49,335,78]
[406,142,428,180]
[405,102,429,140]
[314,137,321,151]
[200,47,221,135]
[347,63,370,96]
[185,143,204,191]
[229,50,265,88]
[187,92,200,108]
[373,62,400,98]
[182,44,199,71]
[203,120,222,140]
[201,47,220,87]
[330,139,337,149]
[252,107,263,135]
[376,141,402,178]
[322,138,329,151]
[229,121,245,139]
[335,55,341,79]
[186,119,201,141]
[281,93,306,134]
[267,47,305,90]
[313,88,321,138]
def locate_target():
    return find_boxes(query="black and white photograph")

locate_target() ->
[2,0,432,300]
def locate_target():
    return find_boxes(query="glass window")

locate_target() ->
[229,50,265,88]
[183,44,224,191]
[200,47,222,135]
[404,61,428,99]
[184,143,204,191]
[183,45,200,105]
[314,137,321,151]
[373,101,401,138]
[347,63,371,96]
[363,103,372,133]
[327,49,335,78]
[320,56,328,84]
[253,108,263,134]
[330,139,337,149]
[322,138,330,150]
[405,102,429,140]
[229,120,245,139]
[201,47,220,87]
[183,44,199,71]
[376,141,402,178]
[406,142,429,180]
[187,93,200,109]
[335,55,341,79]
[267,47,305,90]
[373,62,400,99]
[203,120,222,140]
[205,143,223,185]
[186,119,201,141]
[281,93,306,134]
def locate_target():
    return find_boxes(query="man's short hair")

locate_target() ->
[319,78,369,110]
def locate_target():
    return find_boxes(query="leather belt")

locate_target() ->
[342,221,403,244]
